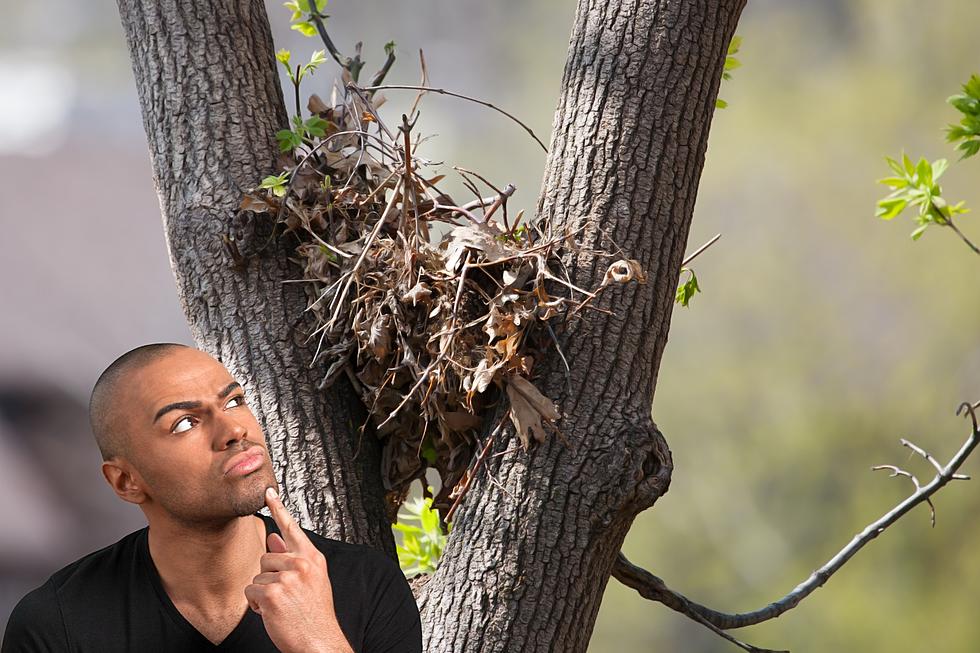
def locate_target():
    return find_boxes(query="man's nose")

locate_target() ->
[215,411,249,448]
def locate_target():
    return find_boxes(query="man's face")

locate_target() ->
[114,347,278,524]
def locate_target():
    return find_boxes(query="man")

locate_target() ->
[1,343,422,653]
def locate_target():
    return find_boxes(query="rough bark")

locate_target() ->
[116,0,393,552]
[418,1,744,651]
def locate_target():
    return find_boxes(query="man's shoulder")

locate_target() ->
[2,528,146,651]
[43,527,146,593]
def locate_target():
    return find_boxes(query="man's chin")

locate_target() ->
[228,470,277,517]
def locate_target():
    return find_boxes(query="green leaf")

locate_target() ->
[914,157,932,186]
[259,172,290,197]
[959,139,980,159]
[283,0,303,20]
[885,156,905,177]
[304,116,328,138]
[910,224,928,240]
[298,49,327,81]
[876,176,908,189]
[675,268,701,307]
[275,129,304,153]
[276,48,291,66]
[291,21,317,37]
[902,152,915,176]
[963,73,980,99]
[715,98,728,109]
[875,197,907,220]
[384,40,396,57]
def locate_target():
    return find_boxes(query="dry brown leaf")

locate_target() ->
[400,282,433,307]
[602,259,647,286]
[308,93,329,114]
[240,194,271,213]
[506,375,560,448]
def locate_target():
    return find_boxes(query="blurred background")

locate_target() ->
[1,0,978,650]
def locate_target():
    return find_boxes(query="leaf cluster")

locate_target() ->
[716,35,742,110]
[946,74,980,160]
[284,0,327,37]
[394,491,450,577]
[876,154,967,240]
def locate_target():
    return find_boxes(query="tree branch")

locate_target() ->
[614,401,980,648]
[356,83,549,153]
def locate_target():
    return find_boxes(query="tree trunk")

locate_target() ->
[419,0,744,650]
[116,0,745,650]
[115,0,393,551]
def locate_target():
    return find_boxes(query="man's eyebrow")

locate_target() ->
[153,400,202,424]
[152,382,243,424]
[218,381,242,399]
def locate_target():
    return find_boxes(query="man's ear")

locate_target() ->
[102,459,148,505]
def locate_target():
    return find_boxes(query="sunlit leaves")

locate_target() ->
[716,35,742,110]
[393,491,450,577]
[875,153,968,240]
[284,0,327,37]
[259,171,290,197]
[945,73,980,160]
[675,268,700,307]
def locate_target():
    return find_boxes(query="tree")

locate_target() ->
[114,1,977,651]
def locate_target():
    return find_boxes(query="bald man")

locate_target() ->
[1,344,422,653]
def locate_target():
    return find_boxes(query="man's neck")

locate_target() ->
[146,512,266,609]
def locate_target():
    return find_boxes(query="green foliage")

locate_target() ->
[275,115,329,153]
[716,35,742,110]
[945,73,980,160]
[393,490,450,577]
[275,48,327,86]
[259,171,290,197]
[675,268,700,307]
[284,0,327,37]
[876,153,968,240]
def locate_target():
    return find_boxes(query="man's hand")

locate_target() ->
[244,487,354,653]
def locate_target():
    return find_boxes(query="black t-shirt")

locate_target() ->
[1,513,421,653]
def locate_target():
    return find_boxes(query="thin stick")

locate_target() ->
[356,83,549,153]
[682,233,721,267]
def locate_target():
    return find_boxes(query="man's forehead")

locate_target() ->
[130,350,236,406]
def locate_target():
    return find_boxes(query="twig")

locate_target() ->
[356,83,549,153]
[682,233,721,267]
[408,49,429,122]
[613,402,980,642]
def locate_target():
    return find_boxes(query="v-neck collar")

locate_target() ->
[139,513,277,650]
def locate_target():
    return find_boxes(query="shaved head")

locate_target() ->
[89,343,190,460]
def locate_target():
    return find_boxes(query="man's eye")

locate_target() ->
[226,395,246,409]
[173,417,194,434]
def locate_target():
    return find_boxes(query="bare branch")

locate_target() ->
[614,403,980,642]
[356,83,549,153]
[682,233,722,266]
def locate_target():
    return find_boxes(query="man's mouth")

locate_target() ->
[223,447,265,477]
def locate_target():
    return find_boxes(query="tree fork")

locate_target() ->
[116,0,394,551]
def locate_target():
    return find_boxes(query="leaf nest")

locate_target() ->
[241,82,644,518]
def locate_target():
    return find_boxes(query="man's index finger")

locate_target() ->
[265,487,312,552]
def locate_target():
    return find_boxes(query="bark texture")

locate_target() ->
[116,0,393,552]
[418,1,744,650]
